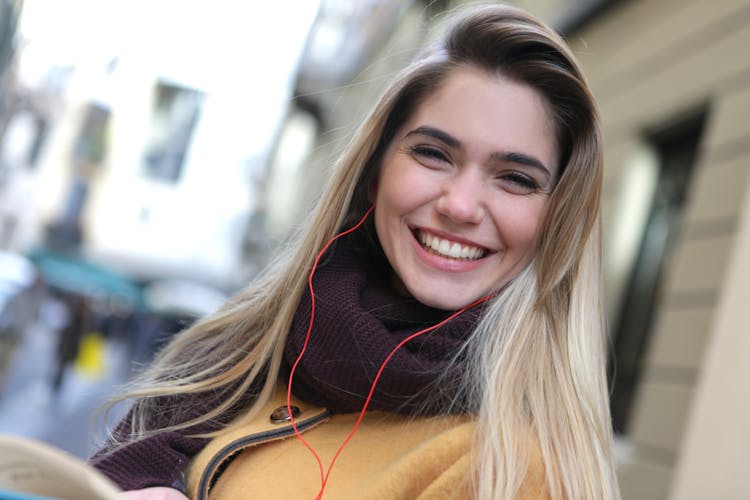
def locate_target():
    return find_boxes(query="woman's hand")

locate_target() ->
[119,487,189,500]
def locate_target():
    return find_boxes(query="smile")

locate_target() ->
[415,229,488,261]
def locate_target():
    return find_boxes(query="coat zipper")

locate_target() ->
[196,409,331,499]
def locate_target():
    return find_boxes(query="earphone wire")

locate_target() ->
[286,205,376,494]
[286,204,491,499]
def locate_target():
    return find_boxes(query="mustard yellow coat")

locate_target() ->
[186,386,549,499]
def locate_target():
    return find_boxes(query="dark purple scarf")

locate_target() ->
[283,243,484,415]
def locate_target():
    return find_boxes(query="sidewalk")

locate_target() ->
[0,318,130,459]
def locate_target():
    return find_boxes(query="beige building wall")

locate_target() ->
[671,150,750,500]
[542,0,750,498]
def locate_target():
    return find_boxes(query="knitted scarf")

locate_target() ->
[283,243,485,415]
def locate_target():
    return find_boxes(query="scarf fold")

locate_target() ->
[283,243,484,415]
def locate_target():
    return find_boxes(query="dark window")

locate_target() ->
[142,81,204,183]
[610,110,708,434]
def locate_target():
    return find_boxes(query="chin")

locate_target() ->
[409,287,486,312]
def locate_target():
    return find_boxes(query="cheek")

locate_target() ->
[494,199,549,251]
[375,158,420,215]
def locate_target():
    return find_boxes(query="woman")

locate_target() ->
[93,4,619,499]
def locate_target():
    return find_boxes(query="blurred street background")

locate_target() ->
[1,1,749,499]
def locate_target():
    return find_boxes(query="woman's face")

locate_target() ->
[374,67,559,310]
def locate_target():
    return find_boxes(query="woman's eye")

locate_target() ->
[410,145,449,164]
[499,172,540,194]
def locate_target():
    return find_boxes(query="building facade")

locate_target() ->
[513,0,750,498]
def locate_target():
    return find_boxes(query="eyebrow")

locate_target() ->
[404,125,552,176]
[405,126,461,149]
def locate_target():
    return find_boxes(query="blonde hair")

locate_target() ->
[109,4,618,499]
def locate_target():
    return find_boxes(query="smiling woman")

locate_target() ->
[375,68,558,310]
[91,5,619,500]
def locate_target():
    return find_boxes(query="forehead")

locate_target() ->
[403,67,559,174]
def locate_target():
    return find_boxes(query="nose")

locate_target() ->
[436,169,485,224]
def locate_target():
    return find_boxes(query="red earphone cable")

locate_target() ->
[286,205,491,499]
[286,205,376,490]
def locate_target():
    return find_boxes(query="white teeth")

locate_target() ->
[417,230,486,260]
[438,239,450,255]
[449,242,462,258]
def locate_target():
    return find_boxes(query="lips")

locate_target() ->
[415,228,488,260]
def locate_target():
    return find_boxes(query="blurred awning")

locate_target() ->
[28,248,143,310]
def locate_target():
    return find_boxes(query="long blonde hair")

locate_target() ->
[110,4,618,499]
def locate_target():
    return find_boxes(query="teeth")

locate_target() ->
[438,239,450,255]
[417,230,486,260]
